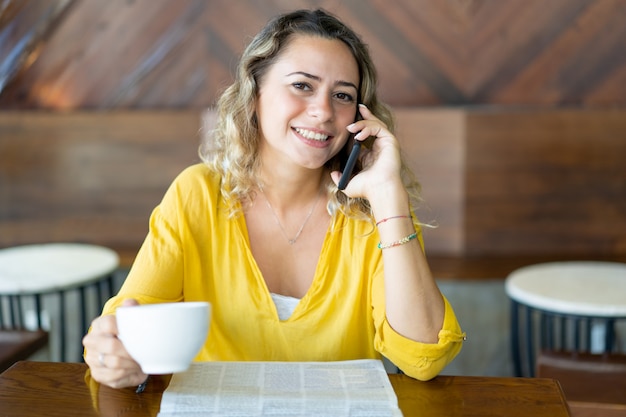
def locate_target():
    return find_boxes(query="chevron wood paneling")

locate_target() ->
[1,0,625,109]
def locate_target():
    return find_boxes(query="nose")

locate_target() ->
[307,94,334,122]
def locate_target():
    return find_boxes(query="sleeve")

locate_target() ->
[374,296,466,381]
[101,177,187,316]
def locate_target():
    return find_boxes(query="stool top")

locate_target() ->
[505,261,626,317]
[0,243,119,294]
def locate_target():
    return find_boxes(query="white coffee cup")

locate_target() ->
[116,301,210,374]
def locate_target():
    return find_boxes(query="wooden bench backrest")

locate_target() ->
[2,109,625,274]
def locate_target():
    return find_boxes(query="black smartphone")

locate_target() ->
[337,109,363,190]
[337,141,361,190]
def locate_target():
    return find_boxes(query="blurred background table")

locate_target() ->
[506,261,626,377]
[0,243,119,362]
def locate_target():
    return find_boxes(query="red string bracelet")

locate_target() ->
[375,214,411,226]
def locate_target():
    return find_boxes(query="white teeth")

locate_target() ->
[295,128,329,141]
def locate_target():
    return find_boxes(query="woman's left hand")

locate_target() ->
[331,104,403,199]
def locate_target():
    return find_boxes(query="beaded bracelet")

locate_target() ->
[375,214,411,226]
[377,232,418,249]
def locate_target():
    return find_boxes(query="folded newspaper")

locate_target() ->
[158,359,403,417]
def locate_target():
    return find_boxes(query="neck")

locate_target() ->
[257,167,327,210]
[258,182,323,245]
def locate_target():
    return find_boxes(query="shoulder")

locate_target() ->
[169,163,220,191]
[154,164,226,223]
[160,163,222,207]
[174,163,215,182]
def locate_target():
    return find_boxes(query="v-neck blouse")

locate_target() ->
[102,164,465,381]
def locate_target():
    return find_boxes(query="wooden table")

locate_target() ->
[0,361,570,416]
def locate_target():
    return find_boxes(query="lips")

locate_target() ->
[294,127,330,142]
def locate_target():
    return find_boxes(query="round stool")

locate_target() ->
[0,243,119,362]
[505,261,626,377]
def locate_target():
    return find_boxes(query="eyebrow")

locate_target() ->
[287,71,358,91]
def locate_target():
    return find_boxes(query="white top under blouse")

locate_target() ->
[270,292,300,321]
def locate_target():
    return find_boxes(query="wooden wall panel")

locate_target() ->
[2,109,624,277]
[1,0,625,109]
[395,109,466,255]
[465,110,626,256]
[0,111,202,259]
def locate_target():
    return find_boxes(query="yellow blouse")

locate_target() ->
[102,164,465,380]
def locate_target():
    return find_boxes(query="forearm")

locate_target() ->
[369,181,444,344]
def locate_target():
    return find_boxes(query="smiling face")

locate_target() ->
[255,35,359,171]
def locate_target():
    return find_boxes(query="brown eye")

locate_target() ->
[335,92,354,102]
[292,82,312,91]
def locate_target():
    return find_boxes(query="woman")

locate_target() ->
[83,8,465,389]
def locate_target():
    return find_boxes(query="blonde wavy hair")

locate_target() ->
[199,9,421,222]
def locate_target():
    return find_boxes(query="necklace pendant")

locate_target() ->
[258,182,322,247]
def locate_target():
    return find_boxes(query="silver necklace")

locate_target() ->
[259,185,322,245]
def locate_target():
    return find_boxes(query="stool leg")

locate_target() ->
[559,316,566,351]
[59,291,66,362]
[97,274,114,311]
[95,282,103,315]
[540,313,553,350]
[9,295,21,328]
[79,285,87,342]
[604,318,615,353]
[7,296,15,328]
[83,285,92,363]
[573,317,581,351]
[510,300,522,377]
[524,306,535,377]
[105,273,114,301]
[583,319,592,353]
[0,295,7,329]
[34,294,43,329]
